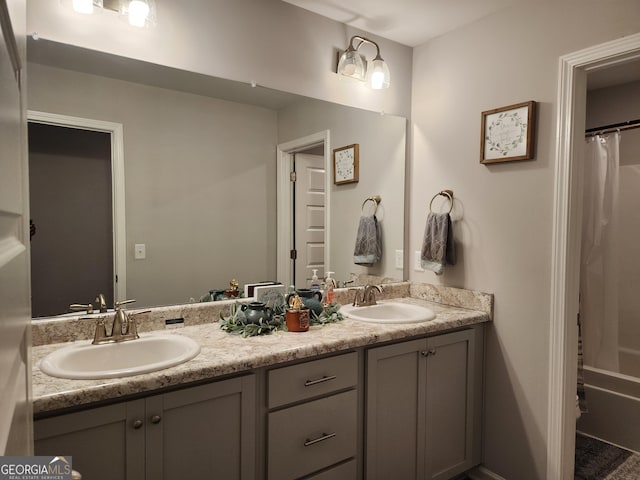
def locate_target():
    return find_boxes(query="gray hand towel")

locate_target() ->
[421,212,455,275]
[353,214,382,266]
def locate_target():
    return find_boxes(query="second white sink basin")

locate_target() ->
[341,301,436,324]
[39,334,201,380]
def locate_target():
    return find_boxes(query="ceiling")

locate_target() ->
[587,57,640,90]
[282,0,520,47]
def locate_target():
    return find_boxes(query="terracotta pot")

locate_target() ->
[286,308,310,332]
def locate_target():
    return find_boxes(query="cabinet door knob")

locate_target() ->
[421,348,437,357]
[132,419,144,429]
[150,415,162,424]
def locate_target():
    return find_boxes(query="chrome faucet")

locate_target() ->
[69,292,108,315]
[95,293,108,313]
[89,299,150,345]
[351,284,382,307]
[69,303,94,314]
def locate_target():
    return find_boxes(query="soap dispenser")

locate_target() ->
[324,271,336,303]
[309,269,321,291]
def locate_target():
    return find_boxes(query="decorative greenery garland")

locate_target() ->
[219,301,344,337]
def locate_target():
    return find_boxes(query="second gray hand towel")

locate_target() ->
[421,212,455,275]
[353,214,382,266]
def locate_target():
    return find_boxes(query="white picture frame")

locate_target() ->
[253,284,286,307]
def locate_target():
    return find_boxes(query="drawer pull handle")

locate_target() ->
[304,375,337,387]
[304,432,336,447]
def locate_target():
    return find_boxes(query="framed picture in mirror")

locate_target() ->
[333,144,359,184]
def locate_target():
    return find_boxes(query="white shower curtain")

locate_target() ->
[580,132,621,372]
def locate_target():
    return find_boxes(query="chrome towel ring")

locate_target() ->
[429,189,454,214]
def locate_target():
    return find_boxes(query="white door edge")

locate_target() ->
[276,130,330,287]
[548,32,640,480]
[27,110,127,305]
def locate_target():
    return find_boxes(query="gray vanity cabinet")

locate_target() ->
[35,374,256,480]
[365,326,483,480]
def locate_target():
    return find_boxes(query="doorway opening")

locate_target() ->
[291,146,325,288]
[27,111,126,317]
[548,32,640,479]
[276,131,330,288]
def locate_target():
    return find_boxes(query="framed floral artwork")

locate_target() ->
[333,144,359,184]
[480,101,536,164]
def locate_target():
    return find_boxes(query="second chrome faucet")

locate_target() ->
[351,284,383,307]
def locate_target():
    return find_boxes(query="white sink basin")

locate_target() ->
[341,301,436,324]
[39,334,201,380]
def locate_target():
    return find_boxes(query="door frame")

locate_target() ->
[276,130,330,287]
[27,110,127,305]
[547,32,640,479]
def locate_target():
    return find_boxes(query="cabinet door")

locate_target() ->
[145,375,256,480]
[366,338,427,480]
[425,328,482,480]
[34,400,146,480]
[366,327,483,480]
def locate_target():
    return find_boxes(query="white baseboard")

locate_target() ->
[467,465,508,480]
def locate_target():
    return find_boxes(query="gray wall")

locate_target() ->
[278,98,406,284]
[410,2,640,478]
[28,62,278,307]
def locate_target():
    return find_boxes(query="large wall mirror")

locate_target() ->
[27,39,406,318]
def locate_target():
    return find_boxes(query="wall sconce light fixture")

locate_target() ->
[337,35,390,90]
[70,0,156,27]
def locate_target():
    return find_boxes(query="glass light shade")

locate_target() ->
[128,0,149,26]
[72,0,102,14]
[368,58,390,90]
[120,0,156,27]
[337,49,366,82]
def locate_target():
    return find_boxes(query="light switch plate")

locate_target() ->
[414,250,425,272]
[395,250,403,269]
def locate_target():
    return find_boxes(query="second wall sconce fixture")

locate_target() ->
[337,35,390,90]
[70,0,156,27]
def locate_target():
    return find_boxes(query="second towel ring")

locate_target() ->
[429,189,454,214]
[362,195,381,214]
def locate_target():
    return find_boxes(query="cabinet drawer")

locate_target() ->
[268,390,357,480]
[268,352,357,408]
[304,459,357,479]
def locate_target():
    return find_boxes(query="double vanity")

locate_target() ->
[31,282,492,480]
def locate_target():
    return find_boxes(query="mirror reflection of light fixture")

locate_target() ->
[71,0,103,14]
[337,35,390,90]
[69,0,156,27]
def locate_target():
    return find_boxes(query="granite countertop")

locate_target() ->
[31,296,489,415]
